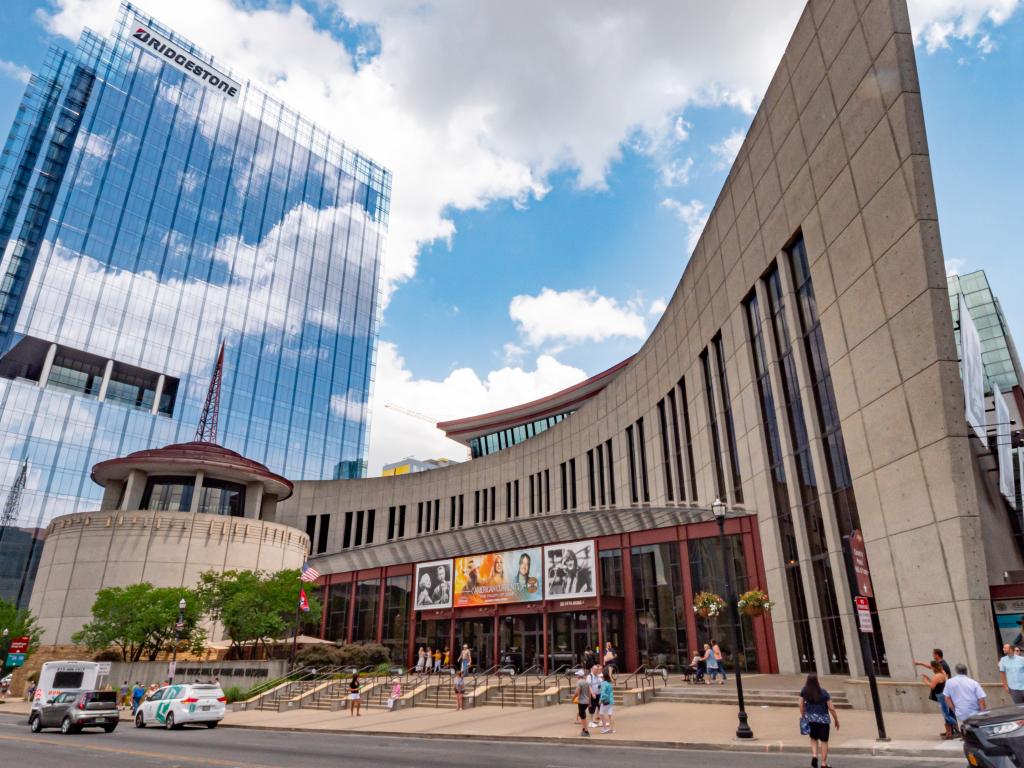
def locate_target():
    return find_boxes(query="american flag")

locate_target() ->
[300,562,320,582]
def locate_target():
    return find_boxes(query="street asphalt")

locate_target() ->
[0,711,963,767]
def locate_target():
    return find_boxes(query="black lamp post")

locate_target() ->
[170,598,186,683]
[712,498,753,739]
[1,628,8,678]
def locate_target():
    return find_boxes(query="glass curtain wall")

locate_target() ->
[381,575,411,664]
[789,239,888,675]
[326,583,351,643]
[766,265,849,674]
[630,543,687,670]
[688,535,758,672]
[746,293,816,672]
[351,579,380,643]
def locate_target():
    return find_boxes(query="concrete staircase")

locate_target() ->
[652,683,852,709]
[256,678,322,711]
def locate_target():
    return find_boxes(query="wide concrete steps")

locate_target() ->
[257,679,321,711]
[652,685,852,709]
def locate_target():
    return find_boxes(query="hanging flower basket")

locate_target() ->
[738,589,775,617]
[693,591,726,618]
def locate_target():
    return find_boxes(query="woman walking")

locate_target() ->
[416,646,427,673]
[454,670,466,711]
[712,640,727,683]
[348,673,362,717]
[921,660,956,738]
[598,668,615,734]
[799,673,840,768]
[703,643,720,685]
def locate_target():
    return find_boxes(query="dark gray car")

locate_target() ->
[29,690,119,734]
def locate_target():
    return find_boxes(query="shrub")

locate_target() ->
[222,686,247,703]
[92,648,123,662]
[294,642,391,671]
[294,644,343,668]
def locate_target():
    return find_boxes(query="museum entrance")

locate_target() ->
[414,618,450,667]
[547,611,598,669]
[498,614,543,671]
[456,617,494,671]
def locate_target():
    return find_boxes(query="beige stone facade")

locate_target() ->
[274,0,1023,682]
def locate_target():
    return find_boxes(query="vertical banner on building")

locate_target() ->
[995,383,1015,503]
[960,294,987,441]
[544,540,597,599]
[454,548,543,606]
[414,559,453,610]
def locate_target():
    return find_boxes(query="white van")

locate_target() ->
[134,683,226,729]
[33,661,102,712]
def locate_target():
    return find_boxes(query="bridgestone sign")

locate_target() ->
[130,21,242,103]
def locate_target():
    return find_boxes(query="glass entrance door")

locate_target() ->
[547,611,598,669]
[498,614,543,671]
[456,617,495,671]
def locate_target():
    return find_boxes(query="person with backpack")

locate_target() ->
[598,668,615,734]
[799,673,840,768]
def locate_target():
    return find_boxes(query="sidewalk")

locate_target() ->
[0,696,964,758]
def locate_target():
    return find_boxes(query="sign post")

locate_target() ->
[843,532,888,742]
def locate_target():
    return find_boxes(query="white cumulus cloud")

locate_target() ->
[367,342,587,474]
[0,60,32,84]
[509,288,647,348]
[908,0,1021,52]
[660,198,709,255]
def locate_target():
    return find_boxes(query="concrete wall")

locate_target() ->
[273,0,1011,682]
[105,660,287,692]
[28,510,308,645]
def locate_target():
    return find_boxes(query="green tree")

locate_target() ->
[197,569,319,659]
[0,598,43,673]
[71,583,204,662]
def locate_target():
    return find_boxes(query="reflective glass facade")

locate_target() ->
[469,411,574,458]
[0,3,389,605]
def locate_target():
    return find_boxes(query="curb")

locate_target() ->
[214,721,964,758]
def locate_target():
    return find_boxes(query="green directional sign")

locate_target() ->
[5,653,26,667]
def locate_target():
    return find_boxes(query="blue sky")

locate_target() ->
[1,1,1021,470]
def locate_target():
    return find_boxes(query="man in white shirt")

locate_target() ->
[944,664,988,724]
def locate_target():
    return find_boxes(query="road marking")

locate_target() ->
[0,733,277,768]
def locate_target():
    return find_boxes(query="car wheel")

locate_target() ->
[165,712,176,730]
[205,720,218,729]
[135,712,146,728]
[29,715,42,733]
[103,725,117,733]
[60,717,76,735]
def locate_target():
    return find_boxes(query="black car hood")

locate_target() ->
[964,705,1024,727]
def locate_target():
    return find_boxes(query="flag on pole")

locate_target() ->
[300,562,320,582]
[299,587,310,613]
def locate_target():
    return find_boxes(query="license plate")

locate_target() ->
[96,718,109,723]
[201,705,211,711]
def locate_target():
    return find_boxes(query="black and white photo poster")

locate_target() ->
[414,559,453,610]
[544,540,596,599]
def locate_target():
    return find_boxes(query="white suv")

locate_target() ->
[134,683,226,730]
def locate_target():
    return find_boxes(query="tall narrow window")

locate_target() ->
[605,438,615,505]
[789,237,888,675]
[490,487,496,521]
[474,490,481,524]
[713,333,744,503]
[514,479,520,517]
[529,474,536,515]
[679,377,698,500]
[587,449,596,508]
[305,515,316,544]
[667,389,686,501]
[637,417,651,502]
[597,444,607,506]
[458,495,464,527]
[398,505,406,538]
[701,349,727,501]
[433,499,440,531]
[365,509,375,545]
[342,511,353,549]
[544,468,550,513]
[387,506,396,541]
[506,482,512,519]
[569,458,577,509]
[767,262,848,674]
[417,502,424,535]
[626,425,639,504]
[354,509,364,547]
[657,399,675,502]
[560,462,568,510]
[317,513,330,554]
[449,496,457,529]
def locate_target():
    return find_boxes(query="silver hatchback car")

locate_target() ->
[29,690,120,734]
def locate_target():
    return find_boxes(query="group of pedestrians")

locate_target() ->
[913,646,1012,740]
[572,664,615,737]
[414,646,450,673]
[681,641,727,685]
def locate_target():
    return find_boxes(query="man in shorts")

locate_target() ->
[574,670,591,737]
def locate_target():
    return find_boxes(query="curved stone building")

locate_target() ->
[30,441,308,644]
[272,0,1024,684]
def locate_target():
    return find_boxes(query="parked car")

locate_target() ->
[961,704,1024,767]
[29,690,119,734]
[134,683,226,730]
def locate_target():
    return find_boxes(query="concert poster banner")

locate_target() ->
[453,548,543,606]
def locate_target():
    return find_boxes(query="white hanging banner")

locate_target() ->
[995,383,1015,503]
[960,294,987,441]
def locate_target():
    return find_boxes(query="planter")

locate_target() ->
[742,605,765,618]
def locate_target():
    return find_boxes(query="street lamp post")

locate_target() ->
[170,598,186,684]
[712,498,753,740]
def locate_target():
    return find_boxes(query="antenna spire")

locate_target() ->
[0,461,27,530]
[195,341,224,443]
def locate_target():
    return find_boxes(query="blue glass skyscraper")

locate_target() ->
[0,3,390,605]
